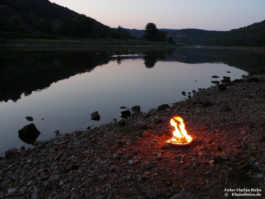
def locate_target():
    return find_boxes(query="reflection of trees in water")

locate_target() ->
[116,57,122,65]
[143,48,175,68]
[0,51,111,102]
[0,48,264,102]
[143,50,170,68]
[168,48,265,74]
[144,56,157,68]
[144,48,265,73]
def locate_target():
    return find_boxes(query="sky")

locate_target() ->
[51,0,265,30]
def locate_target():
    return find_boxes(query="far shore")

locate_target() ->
[1,39,264,53]
[0,38,178,48]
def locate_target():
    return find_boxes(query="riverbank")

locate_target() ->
[1,75,264,198]
[0,38,178,49]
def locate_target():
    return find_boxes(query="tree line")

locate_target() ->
[0,0,132,39]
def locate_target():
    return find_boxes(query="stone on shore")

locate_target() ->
[211,80,219,85]
[118,119,126,126]
[131,105,141,113]
[25,116,33,121]
[91,111,100,121]
[121,110,131,118]
[18,124,40,145]
[212,75,219,78]
[222,76,231,83]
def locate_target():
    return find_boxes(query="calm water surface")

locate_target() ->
[0,48,253,153]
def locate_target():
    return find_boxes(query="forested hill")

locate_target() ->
[164,29,224,45]
[211,20,265,46]
[0,0,131,39]
[127,20,265,46]
[126,28,225,45]
[164,20,265,46]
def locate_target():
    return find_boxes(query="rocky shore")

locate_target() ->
[1,75,265,199]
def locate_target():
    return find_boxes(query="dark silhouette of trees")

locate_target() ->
[167,36,175,44]
[144,56,157,68]
[110,26,133,39]
[143,23,166,41]
[0,0,132,39]
[3,15,25,32]
[143,23,158,41]
[37,19,54,34]
[162,20,265,46]
[210,20,265,46]
[58,19,88,37]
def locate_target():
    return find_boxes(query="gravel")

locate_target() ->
[1,75,265,199]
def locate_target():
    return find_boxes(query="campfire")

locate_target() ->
[167,116,194,146]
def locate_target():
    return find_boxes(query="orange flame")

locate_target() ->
[167,116,193,145]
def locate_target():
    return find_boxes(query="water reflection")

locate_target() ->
[144,56,157,68]
[0,51,110,102]
[0,48,264,102]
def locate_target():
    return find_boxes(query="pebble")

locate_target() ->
[31,189,38,199]
[143,131,151,138]
[7,188,16,195]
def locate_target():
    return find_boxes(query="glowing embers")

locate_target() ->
[167,116,194,146]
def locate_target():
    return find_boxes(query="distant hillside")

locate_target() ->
[126,28,224,44]
[126,29,145,38]
[0,0,131,39]
[164,29,224,45]
[127,20,265,46]
[212,20,265,46]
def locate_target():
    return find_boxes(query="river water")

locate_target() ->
[2,47,263,153]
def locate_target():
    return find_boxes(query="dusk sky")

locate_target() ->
[51,0,265,30]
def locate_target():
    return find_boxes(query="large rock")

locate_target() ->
[131,105,141,113]
[222,76,231,83]
[118,119,126,126]
[91,111,100,121]
[18,124,40,144]
[25,116,33,121]
[121,110,131,118]
[212,75,219,78]
[211,80,219,85]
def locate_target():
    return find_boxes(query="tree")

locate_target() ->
[143,23,158,41]
[58,19,87,37]
[117,25,122,39]
[143,22,166,41]
[4,15,25,32]
[167,36,175,44]
[110,25,133,39]
[157,30,167,41]
[37,19,54,34]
